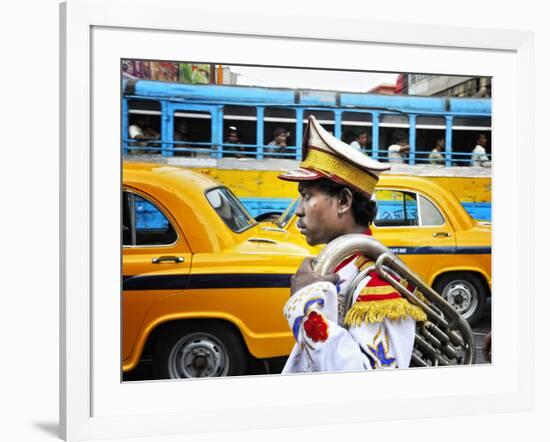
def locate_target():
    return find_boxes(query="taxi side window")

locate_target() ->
[419,195,444,226]
[122,191,177,246]
[374,190,419,227]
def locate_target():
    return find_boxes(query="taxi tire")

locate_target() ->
[433,272,487,326]
[152,321,247,379]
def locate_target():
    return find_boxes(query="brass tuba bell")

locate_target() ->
[312,234,476,367]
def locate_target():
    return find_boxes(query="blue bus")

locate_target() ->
[122,80,492,166]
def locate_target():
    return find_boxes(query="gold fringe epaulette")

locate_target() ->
[344,255,428,326]
[344,297,427,326]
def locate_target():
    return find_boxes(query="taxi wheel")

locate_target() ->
[152,322,247,379]
[434,272,487,326]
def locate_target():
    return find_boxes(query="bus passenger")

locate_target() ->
[350,130,371,155]
[429,136,445,165]
[128,117,160,154]
[387,130,410,164]
[174,121,193,157]
[224,126,246,159]
[265,127,292,158]
[470,134,491,167]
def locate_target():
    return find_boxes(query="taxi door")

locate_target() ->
[371,188,456,284]
[122,189,192,362]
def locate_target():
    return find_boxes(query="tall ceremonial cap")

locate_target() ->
[278,115,390,197]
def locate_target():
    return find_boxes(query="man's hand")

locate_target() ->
[290,257,339,295]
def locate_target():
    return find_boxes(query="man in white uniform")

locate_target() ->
[278,116,426,373]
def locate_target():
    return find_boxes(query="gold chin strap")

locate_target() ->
[301,148,378,195]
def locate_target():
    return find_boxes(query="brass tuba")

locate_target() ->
[312,234,476,367]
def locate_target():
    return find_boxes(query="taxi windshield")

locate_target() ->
[205,187,257,233]
[277,197,301,228]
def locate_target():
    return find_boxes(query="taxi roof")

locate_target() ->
[123,162,221,196]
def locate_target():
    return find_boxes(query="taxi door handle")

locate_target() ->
[432,232,451,238]
[152,256,185,264]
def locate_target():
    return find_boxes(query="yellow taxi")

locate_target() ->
[122,162,316,379]
[275,175,491,325]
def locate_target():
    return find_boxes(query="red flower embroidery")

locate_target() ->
[303,311,329,342]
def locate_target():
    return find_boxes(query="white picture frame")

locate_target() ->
[60,0,534,440]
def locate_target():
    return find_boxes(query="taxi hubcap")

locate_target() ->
[442,280,478,319]
[168,333,228,378]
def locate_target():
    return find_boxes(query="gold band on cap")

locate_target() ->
[301,148,378,195]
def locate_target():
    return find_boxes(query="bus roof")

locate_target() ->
[124,80,491,116]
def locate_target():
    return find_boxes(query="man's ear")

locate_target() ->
[338,188,353,213]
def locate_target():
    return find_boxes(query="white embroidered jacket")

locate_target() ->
[282,255,426,373]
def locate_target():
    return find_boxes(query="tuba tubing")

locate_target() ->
[312,234,476,366]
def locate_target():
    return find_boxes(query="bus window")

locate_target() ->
[223,105,257,158]
[264,107,296,159]
[451,129,491,166]
[449,116,491,165]
[127,100,162,154]
[415,116,446,164]
[342,111,372,154]
[173,110,212,157]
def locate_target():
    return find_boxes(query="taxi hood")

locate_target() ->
[232,224,318,256]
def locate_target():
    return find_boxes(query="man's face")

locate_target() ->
[295,183,342,246]
[227,132,239,143]
[177,123,188,134]
[478,134,487,147]
[275,133,287,144]
[358,133,368,146]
